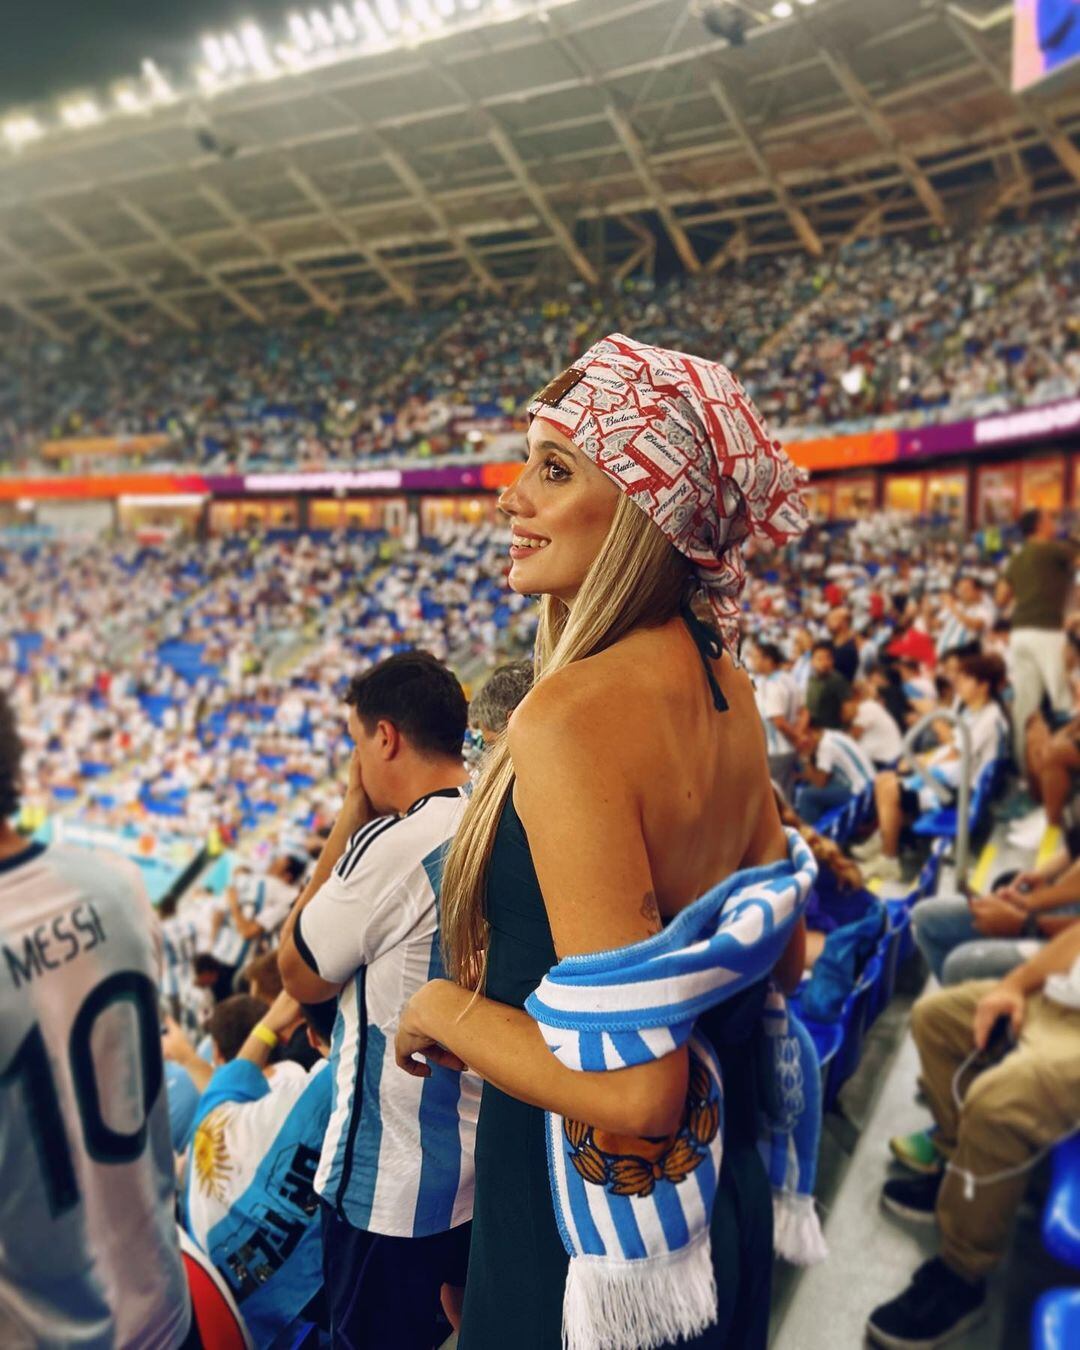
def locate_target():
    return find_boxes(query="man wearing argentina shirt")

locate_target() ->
[278,651,478,1349]
[794,723,876,825]
[936,573,995,660]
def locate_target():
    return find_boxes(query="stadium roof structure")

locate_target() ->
[0,0,1078,341]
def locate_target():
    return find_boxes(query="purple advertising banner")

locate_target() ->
[898,397,1080,461]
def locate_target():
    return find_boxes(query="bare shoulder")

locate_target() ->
[507,632,667,760]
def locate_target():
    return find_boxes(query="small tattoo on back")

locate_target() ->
[640,890,661,931]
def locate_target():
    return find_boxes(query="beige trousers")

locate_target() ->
[911,980,1080,1279]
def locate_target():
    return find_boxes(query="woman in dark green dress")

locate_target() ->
[394,337,808,1348]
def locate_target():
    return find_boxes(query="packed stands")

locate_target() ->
[1,209,1076,475]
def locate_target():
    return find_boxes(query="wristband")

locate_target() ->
[252,1023,279,1049]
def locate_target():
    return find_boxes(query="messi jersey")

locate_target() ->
[183,1059,332,1345]
[0,843,190,1349]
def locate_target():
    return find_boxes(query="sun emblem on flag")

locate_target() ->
[193,1107,234,1203]
[565,1051,720,1199]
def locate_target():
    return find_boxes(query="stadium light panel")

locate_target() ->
[240,22,276,73]
[309,8,337,44]
[434,0,455,16]
[142,59,174,102]
[331,4,358,38]
[375,0,403,31]
[409,0,439,25]
[797,0,816,5]
[771,1,793,15]
[114,84,143,113]
[275,42,306,68]
[222,34,248,69]
[288,12,316,50]
[60,98,101,128]
[2,115,43,148]
[462,0,481,8]
[353,1,386,40]
[202,35,228,74]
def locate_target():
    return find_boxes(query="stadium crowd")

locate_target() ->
[5,483,1080,1348]
[1,208,1076,474]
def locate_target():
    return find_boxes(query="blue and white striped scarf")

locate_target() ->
[525,829,823,1350]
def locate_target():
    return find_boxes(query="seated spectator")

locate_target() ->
[936,573,994,660]
[793,723,875,824]
[466,658,534,757]
[163,993,269,1095]
[867,919,1080,1348]
[182,991,335,1346]
[804,640,853,730]
[860,654,1009,882]
[885,629,939,721]
[913,841,1080,984]
[846,679,903,769]
[210,855,304,998]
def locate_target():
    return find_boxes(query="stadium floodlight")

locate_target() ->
[240,22,276,73]
[375,0,403,31]
[222,33,248,69]
[288,12,316,50]
[434,0,455,15]
[2,115,43,149]
[202,35,229,74]
[797,0,816,5]
[771,1,793,15]
[462,0,481,8]
[60,98,101,128]
[409,0,438,24]
[275,42,306,68]
[309,8,337,44]
[114,83,143,113]
[142,59,174,102]
[331,3,358,38]
[353,1,386,40]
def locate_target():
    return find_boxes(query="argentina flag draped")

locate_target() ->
[524,828,823,1350]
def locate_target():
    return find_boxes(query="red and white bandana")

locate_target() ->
[528,332,809,653]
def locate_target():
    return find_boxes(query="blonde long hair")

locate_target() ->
[441,492,695,987]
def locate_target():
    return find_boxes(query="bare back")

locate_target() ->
[567,616,786,920]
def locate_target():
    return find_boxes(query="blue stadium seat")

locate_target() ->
[824,953,883,1110]
[1032,1290,1080,1350]
[868,903,911,1025]
[1043,1134,1080,1270]
[911,759,1001,843]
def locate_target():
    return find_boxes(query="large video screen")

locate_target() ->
[1013,0,1080,93]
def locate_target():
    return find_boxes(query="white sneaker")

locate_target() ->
[851,832,884,861]
[863,854,902,882]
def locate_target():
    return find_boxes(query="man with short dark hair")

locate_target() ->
[997,506,1078,760]
[163,992,269,1094]
[278,651,478,1349]
[0,692,194,1348]
[805,640,853,730]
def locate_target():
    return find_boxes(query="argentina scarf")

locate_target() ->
[524,828,822,1350]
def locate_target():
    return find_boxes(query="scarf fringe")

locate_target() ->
[773,1190,828,1267]
[562,1233,718,1350]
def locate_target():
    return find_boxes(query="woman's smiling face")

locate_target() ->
[498,419,620,606]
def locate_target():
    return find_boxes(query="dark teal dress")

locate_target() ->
[458,794,775,1350]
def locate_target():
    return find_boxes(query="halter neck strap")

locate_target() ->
[680,600,729,714]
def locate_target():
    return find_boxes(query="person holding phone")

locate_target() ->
[866,919,1080,1349]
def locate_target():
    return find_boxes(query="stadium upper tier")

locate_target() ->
[1,208,1076,476]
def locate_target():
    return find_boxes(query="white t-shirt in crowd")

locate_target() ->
[852,699,903,766]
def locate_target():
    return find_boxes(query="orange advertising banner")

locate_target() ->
[784,429,901,474]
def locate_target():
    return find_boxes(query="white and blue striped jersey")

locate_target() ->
[211,874,295,969]
[816,730,876,793]
[0,843,190,1349]
[182,1058,332,1346]
[936,599,994,657]
[294,787,480,1237]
